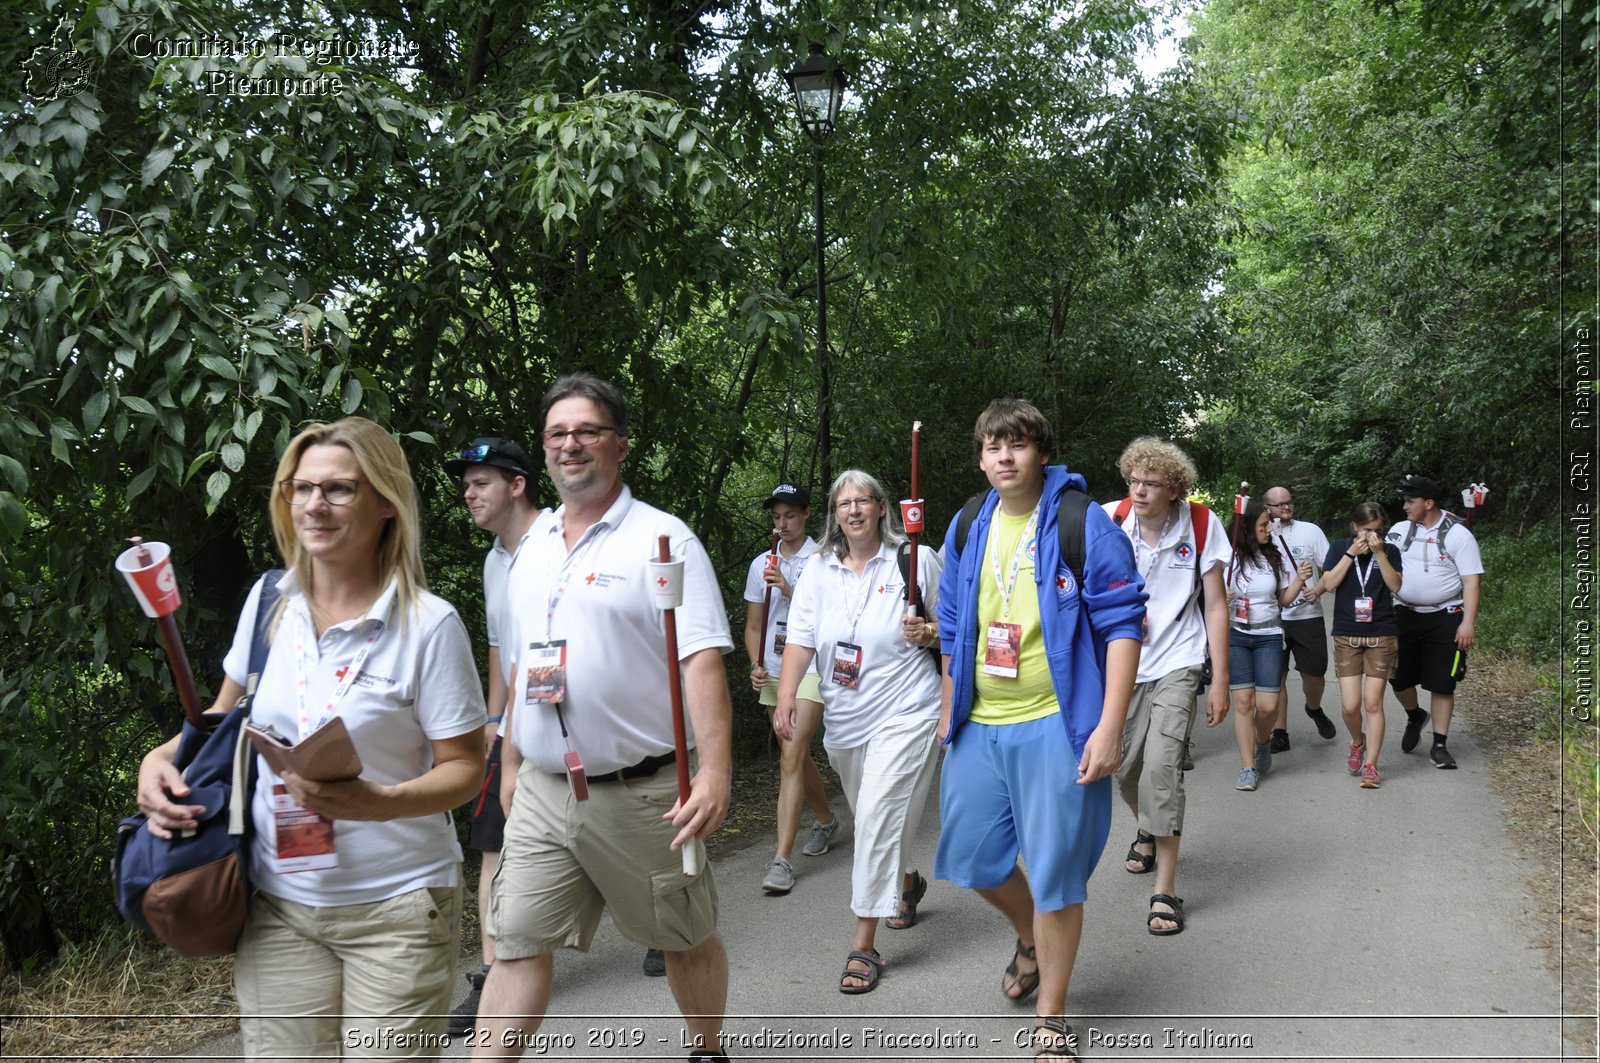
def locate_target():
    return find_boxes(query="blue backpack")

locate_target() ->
[113,572,282,957]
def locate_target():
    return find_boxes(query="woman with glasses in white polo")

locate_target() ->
[137,416,485,1059]
[773,469,943,995]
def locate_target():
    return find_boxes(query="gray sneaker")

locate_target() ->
[1235,767,1260,791]
[1253,741,1273,775]
[802,817,841,857]
[761,856,795,894]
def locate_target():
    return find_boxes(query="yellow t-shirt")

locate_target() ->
[970,507,1059,724]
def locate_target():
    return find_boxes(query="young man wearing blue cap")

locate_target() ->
[444,437,545,1032]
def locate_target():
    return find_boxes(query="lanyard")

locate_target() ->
[835,558,880,644]
[541,518,611,642]
[1353,554,1376,596]
[989,502,1041,619]
[293,607,382,741]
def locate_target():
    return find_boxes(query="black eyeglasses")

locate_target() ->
[541,426,618,448]
[280,479,363,506]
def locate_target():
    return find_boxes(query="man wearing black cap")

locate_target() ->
[444,437,545,1032]
[1386,474,1484,769]
[743,483,841,895]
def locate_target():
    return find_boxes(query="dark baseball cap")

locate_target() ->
[1397,473,1444,502]
[762,483,811,509]
[445,437,537,481]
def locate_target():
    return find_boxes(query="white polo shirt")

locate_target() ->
[1105,502,1230,685]
[783,540,943,749]
[505,486,732,775]
[1228,555,1286,636]
[223,571,487,907]
[1271,518,1331,622]
[1386,516,1484,612]
[742,536,819,674]
[484,510,550,684]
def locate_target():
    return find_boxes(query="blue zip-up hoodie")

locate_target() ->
[936,465,1147,758]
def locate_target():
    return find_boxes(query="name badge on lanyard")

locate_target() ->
[1353,556,1376,623]
[984,621,1021,677]
[831,641,863,688]
[272,782,337,871]
[1232,595,1250,624]
[524,640,568,704]
[773,620,787,657]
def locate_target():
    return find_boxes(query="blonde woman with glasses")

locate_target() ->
[137,416,486,1059]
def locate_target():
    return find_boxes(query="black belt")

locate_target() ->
[583,751,676,785]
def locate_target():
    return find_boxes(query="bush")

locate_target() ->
[1475,520,1560,663]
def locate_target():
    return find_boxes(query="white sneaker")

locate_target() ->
[802,817,841,857]
[761,856,795,894]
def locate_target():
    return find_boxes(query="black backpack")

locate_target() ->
[946,485,1095,585]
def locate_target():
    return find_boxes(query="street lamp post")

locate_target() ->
[784,42,846,492]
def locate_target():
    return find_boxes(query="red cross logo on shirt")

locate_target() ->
[585,572,597,585]
[877,584,886,594]
[1056,575,1068,592]
[335,666,349,682]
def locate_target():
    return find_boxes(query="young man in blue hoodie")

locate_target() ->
[934,399,1145,1062]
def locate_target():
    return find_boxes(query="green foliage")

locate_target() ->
[1475,520,1561,662]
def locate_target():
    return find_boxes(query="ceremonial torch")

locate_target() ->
[1227,482,1249,586]
[116,537,205,728]
[900,421,925,612]
[650,535,704,877]
[757,531,780,675]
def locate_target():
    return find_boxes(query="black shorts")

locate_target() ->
[1390,607,1468,695]
[1280,616,1329,677]
[468,734,506,853]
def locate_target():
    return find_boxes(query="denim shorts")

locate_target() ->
[1228,629,1285,692]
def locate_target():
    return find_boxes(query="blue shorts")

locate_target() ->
[934,714,1111,912]
[1228,629,1284,693]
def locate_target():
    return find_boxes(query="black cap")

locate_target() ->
[1398,473,1444,502]
[762,483,811,509]
[445,437,537,482]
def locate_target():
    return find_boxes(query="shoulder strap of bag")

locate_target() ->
[229,570,284,837]
[951,488,1091,586]
[1056,487,1091,587]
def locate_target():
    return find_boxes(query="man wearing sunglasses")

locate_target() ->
[443,436,545,1035]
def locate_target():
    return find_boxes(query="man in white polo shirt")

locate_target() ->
[473,373,735,1063]
[743,482,841,895]
[443,436,544,1034]
[1387,474,1484,769]
[1263,486,1336,751]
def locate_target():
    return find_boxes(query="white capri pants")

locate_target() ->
[826,711,939,918]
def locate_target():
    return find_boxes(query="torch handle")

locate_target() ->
[658,535,698,876]
[908,422,922,609]
[757,532,779,672]
[156,614,206,728]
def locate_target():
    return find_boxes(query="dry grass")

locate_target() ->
[1466,651,1598,1059]
[0,931,236,1061]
